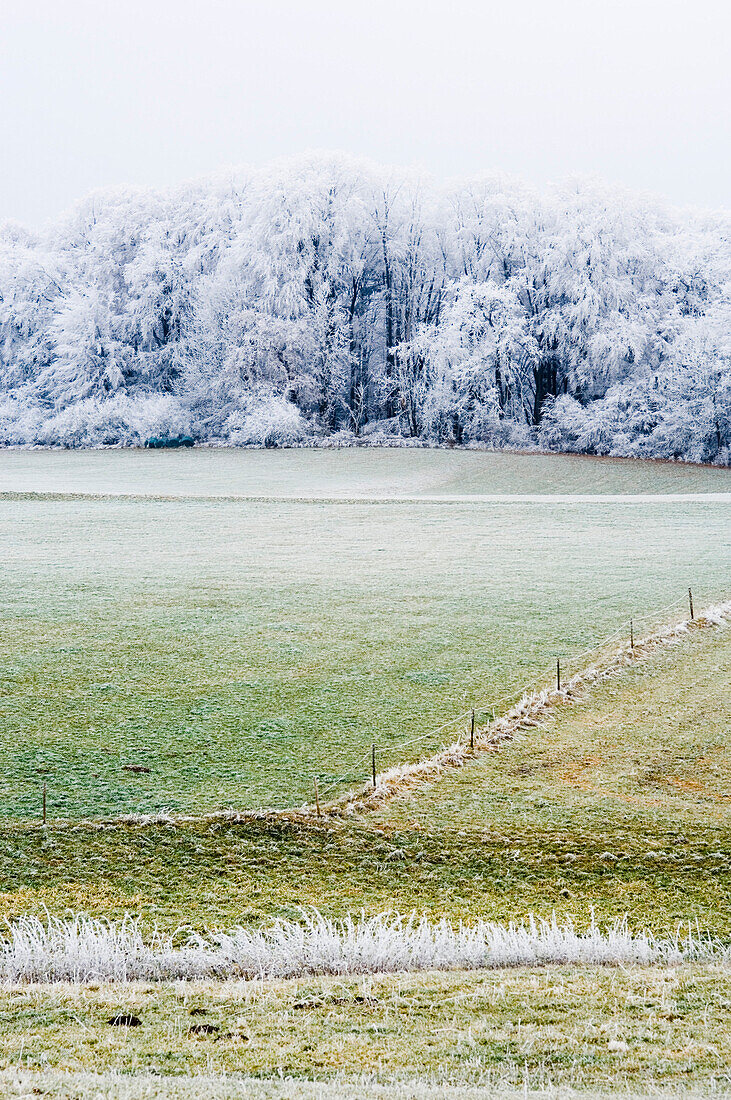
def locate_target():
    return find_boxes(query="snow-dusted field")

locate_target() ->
[1,446,729,498]
[0,450,728,820]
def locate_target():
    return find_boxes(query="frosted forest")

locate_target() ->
[1,154,729,463]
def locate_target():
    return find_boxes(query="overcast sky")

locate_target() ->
[2,0,729,226]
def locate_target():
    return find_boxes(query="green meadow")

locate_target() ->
[1,616,728,935]
[0,449,728,821]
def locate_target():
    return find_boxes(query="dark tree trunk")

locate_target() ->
[495,364,509,414]
[532,357,560,425]
[347,277,361,431]
[382,229,398,418]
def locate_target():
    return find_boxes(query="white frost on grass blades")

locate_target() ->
[1,912,726,984]
[0,1071,701,1100]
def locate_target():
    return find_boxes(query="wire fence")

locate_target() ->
[306,587,718,806]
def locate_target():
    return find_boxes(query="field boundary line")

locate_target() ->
[314,598,731,819]
[13,597,730,835]
[2,490,730,505]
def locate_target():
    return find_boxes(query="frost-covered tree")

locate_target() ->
[0,228,62,391]
[39,283,127,406]
[399,281,537,442]
[0,154,728,462]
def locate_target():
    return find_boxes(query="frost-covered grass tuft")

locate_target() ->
[2,911,726,984]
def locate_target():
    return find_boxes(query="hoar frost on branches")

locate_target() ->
[0,154,728,463]
[399,281,538,444]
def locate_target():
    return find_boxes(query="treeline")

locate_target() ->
[0,154,729,462]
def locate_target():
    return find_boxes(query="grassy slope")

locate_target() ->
[0,613,729,1094]
[2,445,729,497]
[1,617,728,936]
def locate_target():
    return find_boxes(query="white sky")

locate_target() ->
[2,0,729,226]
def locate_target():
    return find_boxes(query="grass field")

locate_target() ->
[0,553,728,1095]
[0,624,729,1094]
[2,611,728,935]
[2,446,729,498]
[0,450,728,821]
[2,964,730,1094]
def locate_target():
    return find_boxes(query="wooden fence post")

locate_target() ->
[556,658,561,693]
[371,744,376,789]
[313,776,321,818]
[689,588,694,620]
[630,619,634,649]
[470,709,475,750]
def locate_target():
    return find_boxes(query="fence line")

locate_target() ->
[313,589,717,804]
